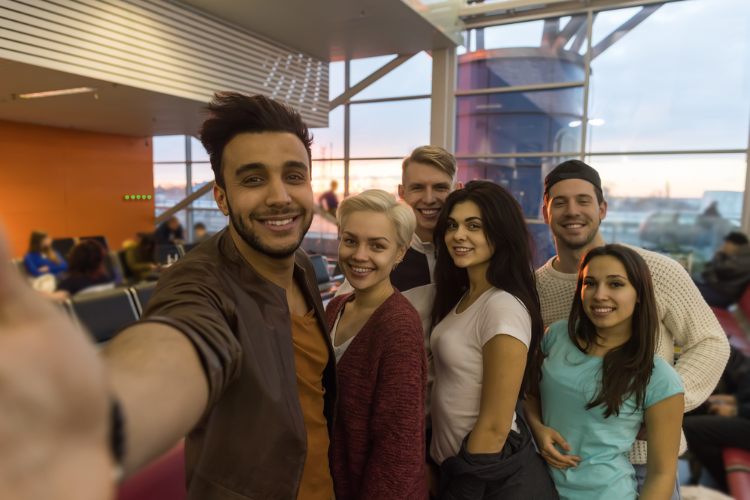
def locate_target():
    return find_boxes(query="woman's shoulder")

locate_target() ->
[483,288,529,312]
[645,357,684,407]
[542,320,570,351]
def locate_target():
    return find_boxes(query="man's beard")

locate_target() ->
[226,201,312,259]
[554,217,601,251]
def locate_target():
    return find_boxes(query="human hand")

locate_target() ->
[534,425,581,469]
[0,227,114,499]
[708,395,738,417]
[708,394,737,406]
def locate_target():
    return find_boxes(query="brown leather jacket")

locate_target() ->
[142,229,336,499]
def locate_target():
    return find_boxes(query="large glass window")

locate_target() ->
[456,88,583,156]
[456,0,750,266]
[588,153,745,263]
[587,0,750,152]
[350,99,431,157]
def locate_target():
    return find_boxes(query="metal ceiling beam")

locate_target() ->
[462,0,681,30]
[329,54,416,110]
[591,5,661,59]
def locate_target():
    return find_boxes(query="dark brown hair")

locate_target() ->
[568,244,658,417]
[431,181,544,397]
[68,240,106,277]
[199,92,313,188]
[28,230,48,254]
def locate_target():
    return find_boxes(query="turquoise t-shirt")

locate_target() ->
[540,321,684,500]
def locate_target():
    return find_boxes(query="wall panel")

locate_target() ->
[0,119,153,258]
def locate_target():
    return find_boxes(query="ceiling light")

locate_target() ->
[589,118,606,126]
[14,87,97,99]
[568,120,582,128]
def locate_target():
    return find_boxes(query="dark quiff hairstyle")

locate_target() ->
[68,240,107,277]
[199,92,313,189]
[569,244,658,417]
[28,230,48,253]
[431,181,544,397]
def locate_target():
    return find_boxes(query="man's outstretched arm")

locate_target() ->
[0,226,209,499]
[103,322,208,476]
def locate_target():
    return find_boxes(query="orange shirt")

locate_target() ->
[291,310,334,500]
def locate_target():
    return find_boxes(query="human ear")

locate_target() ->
[214,184,229,216]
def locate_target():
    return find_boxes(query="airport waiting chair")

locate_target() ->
[106,251,125,285]
[69,288,139,343]
[80,235,109,250]
[156,244,182,265]
[181,242,198,254]
[51,237,76,259]
[117,441,186,500]
[130,281,157,316]
[309,254,332,285]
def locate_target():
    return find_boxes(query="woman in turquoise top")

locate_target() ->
[525,244,684,499]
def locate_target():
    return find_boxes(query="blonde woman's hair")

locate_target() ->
[337,189,416,249]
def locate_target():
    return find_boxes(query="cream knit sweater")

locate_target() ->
[535,245,729,464]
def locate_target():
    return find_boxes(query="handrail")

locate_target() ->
[155,181,215,225]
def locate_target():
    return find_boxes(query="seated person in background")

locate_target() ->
[123,232,158,282]
[154,216,184,245]
[56,240,114,295]
[23,230,68,278]
[695,231,750,308]
[193,222,209,243]
[318,180,339,219]
[684,346,750,493]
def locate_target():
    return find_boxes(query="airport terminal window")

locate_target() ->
[587,0,750,152]
[154,163,187,210]
[310,106,344,159]
[353,51,432,100]
[348,160,402,196]
[455,0,750,266]
[190,137,209,162]
[350,99,431,157]
[153,135,186,163]
[588,153,746,266]
[455,88,583,156]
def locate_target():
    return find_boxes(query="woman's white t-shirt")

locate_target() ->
[429,287,532,464]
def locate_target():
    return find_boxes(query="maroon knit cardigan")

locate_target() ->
[326,291,428,500]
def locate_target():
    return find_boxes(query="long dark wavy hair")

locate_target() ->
[569,244,658,417]
[431,181,544,397]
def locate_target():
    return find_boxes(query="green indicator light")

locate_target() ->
[124,195,130,200]
[147,195,152,200]
[136,195,142,200]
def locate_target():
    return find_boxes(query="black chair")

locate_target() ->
[182,242,198,254]
[51,237,76,259]
[156,244,181,265]
[106,251,125,285]
[69,288,139,343]
[80,235,109,251]
[130,281,157,316]
[309,254,331,285]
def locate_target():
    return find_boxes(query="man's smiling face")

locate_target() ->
[398,161,454,243]
[213,131,313,259]
[544,178,607,252]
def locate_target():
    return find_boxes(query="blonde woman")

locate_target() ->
[327,189,427,499]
